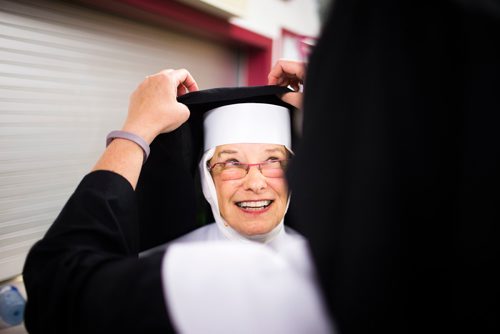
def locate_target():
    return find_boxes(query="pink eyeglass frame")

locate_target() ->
[207,159,290,175]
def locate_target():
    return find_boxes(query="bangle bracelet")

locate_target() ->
[106,130,150,164]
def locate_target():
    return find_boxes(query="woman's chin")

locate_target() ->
[231,221,277,236]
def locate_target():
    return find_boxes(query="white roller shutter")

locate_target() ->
[0,0,239,281]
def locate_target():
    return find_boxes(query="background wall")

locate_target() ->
[0,0,242,283]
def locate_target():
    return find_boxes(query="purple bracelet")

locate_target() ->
[106,130,150,163]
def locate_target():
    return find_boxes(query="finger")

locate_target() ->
[268,63,285,85]
[161,103,191,133]
[268,60,289,85]
[268,59,305,85]
[177,84,187,97]
[171,68,199,94]
[285,73,304,84]
[268,73,280,85]
[269,69,302,86]
[151,69,173,78]
[175,102,191,128]
[290,82,300,92]
[281,92,303,109]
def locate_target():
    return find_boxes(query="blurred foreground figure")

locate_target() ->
[285,0,500,333]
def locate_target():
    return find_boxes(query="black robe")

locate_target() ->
[23,171,175,333]
[23,129,199,334]
[289,1,500,333]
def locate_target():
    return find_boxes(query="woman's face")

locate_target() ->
[209,143,289,236]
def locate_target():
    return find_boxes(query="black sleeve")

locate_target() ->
[23,171,176,334]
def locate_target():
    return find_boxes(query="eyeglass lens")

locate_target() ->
[212,160,287,180]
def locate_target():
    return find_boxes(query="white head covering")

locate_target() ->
[199,102,292,243]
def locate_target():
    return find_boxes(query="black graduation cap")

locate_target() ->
[178,85,296,166]
[178,84,294,111]
[136,85,297,250]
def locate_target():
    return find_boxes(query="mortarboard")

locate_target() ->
[178,84,296,161]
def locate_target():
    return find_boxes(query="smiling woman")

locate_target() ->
[210,143,290,236]
[170,85,301,246]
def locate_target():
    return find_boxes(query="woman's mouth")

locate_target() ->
[236,200,273,211]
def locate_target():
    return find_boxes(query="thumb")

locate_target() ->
[162,102,191,133]
[281,92,303,110]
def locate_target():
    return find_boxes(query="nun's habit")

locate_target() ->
[172,86,301,247]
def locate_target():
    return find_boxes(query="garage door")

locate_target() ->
[0,0,240,280]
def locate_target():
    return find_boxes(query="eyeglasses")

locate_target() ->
[208,159,290,180]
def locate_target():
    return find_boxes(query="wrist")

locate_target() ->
[121,124,158,145]
[106,130,150,164]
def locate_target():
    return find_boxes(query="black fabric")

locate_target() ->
[178,85,294,108]
[289,0,500,333]
[137,123,200,250]
[23,171,176,334]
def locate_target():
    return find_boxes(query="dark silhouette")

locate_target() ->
[289,1,500,333]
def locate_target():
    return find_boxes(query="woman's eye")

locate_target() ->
[225,159,240,166]
[266,157,280,162]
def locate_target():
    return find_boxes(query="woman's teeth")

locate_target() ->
[236,200,272,209]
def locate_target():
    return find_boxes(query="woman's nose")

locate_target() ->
[243,166,267,192]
